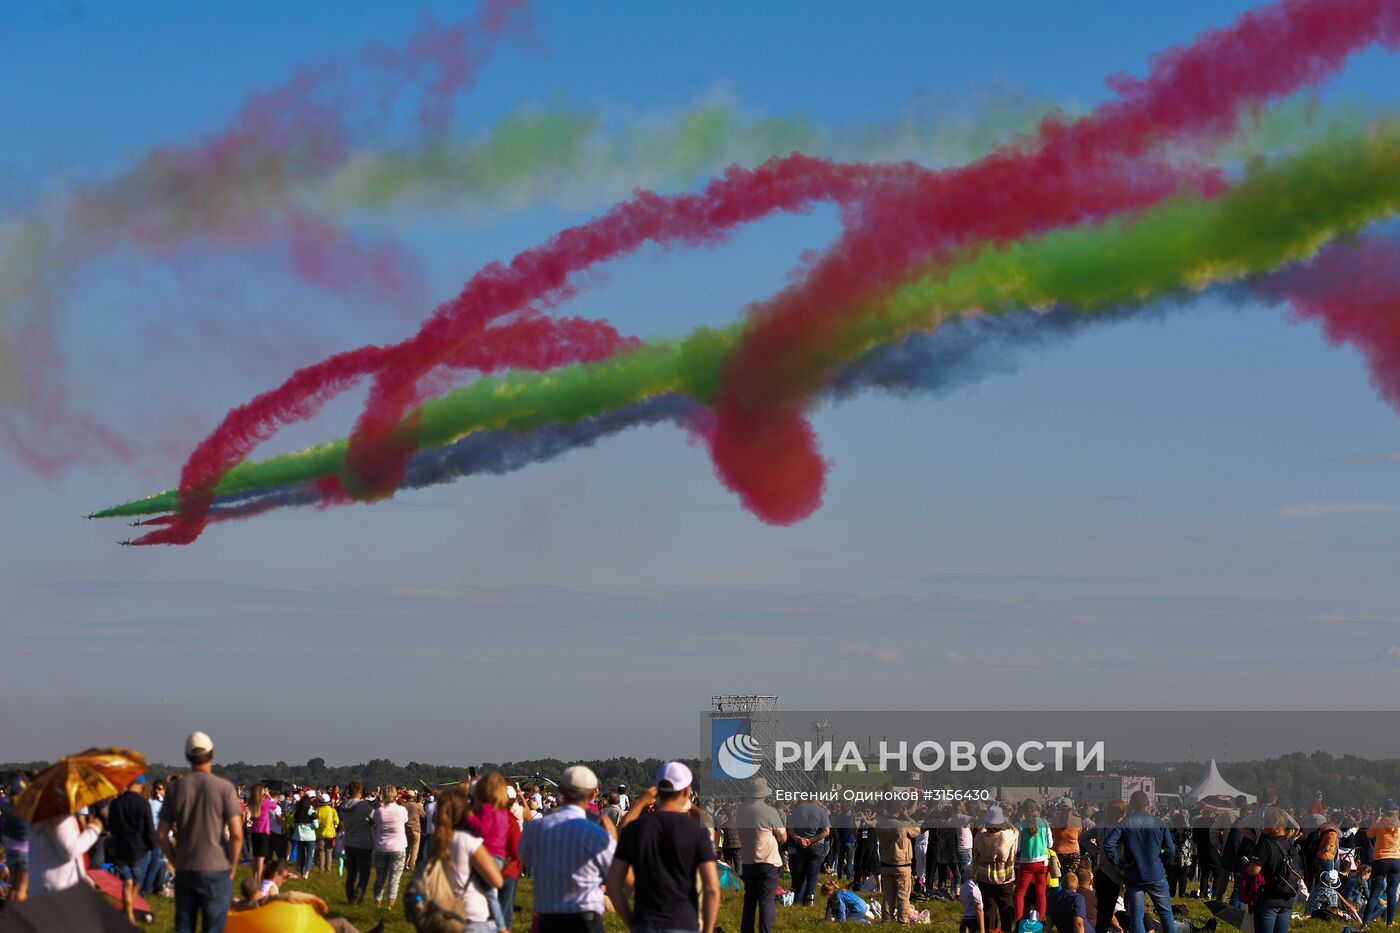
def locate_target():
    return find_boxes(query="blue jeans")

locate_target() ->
[1366,858,1400,925]
[484,855,507,927]
[295,836,316,874]
[174,870,233,933]
[1124,878,1177,933]
[501,873,519,931]
[957,848,973,885]
[1254,904,1292,933]
[790,842,827,905]
[139,848,169,894]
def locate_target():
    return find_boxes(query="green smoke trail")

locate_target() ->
[320,91,1061,214]
[321,91,1375,217]
[95,121,1400,519]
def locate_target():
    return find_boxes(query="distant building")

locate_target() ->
[998,785,1073,806]
[1081,774,1156,807]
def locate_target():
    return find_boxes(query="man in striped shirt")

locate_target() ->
[520,765,616,933]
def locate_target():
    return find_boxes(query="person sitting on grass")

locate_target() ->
[259,859,288,897]
[822,880,871,923]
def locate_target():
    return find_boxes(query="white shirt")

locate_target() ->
[448,830,492,922]
[617,793,630,811]
[29,816,99,895]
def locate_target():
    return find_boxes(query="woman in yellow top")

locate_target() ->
[315,794,340,874]
[1365,800,1400,927]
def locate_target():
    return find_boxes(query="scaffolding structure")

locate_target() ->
[708,694,825,797]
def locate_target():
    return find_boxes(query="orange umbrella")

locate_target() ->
[11,748,146,824]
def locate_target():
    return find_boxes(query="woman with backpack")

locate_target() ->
[413,787,504,933]
[1245,807,1303,933]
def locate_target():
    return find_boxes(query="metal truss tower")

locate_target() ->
[708,694,824,797]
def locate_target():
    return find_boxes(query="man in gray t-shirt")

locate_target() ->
[737,779,787,933]
[338,780,377,904]
[157,731,243,933]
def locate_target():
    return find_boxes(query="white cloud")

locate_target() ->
[1277,502,1399,518]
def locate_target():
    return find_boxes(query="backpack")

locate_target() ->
[404,854,469,933]
[1264,837,1305,900]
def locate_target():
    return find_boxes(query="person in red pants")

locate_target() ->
[1015,801,1052,924]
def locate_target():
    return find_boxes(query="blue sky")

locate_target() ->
[1,1,1398,767]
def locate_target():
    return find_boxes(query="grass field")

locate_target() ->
[134,867,1345,933]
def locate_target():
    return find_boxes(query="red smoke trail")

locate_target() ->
[708,0,1400,525]
[1270,238,1400,411]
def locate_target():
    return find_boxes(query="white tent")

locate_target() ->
[1186,759,1256,805]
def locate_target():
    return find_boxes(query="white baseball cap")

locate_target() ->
[655,761,693,793]
[560,765,599,792]
[185,731,214,757]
